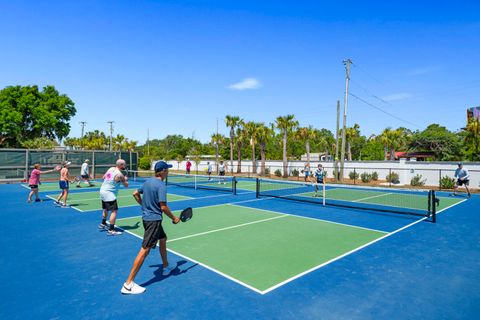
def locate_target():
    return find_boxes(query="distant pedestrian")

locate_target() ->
[186,159,192,174]
[27,164,59,203]
[207,161,213,180]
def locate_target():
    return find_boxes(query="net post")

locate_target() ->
[256,178,260,198]
[431,190,437,223]
[322,182,326,207]
[233,176,237,195]
[353,168,356,185]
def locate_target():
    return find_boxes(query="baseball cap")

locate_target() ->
[458,162,463,166]
[154,161,173,172]
[63,161,71,166]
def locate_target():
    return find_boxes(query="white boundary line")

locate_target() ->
[260,215,428,294]
[228,204,387,234]
[116,226,265,294]
[354,193,393,202]
[168,215,288,242]
[436,198,468,214]
[45,194,84,212]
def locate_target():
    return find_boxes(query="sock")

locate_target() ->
[102,219,107,225]
[109,224,115,231]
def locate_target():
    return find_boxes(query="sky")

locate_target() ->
[0,0,479,144]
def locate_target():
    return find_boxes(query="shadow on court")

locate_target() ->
[140,260,198,288]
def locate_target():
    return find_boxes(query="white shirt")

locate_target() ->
[219,164,225,172]
[81,163,89,175]
[100,167,123,201]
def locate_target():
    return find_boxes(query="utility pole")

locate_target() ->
[215,118,219,174]
[335,101,340,181]
[79,121,87,150]
[340,59,352,181]
[107,121,115,151]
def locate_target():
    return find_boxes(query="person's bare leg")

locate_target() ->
[159,237,169,267]
[109,210,118,228]
[125,247,151,285]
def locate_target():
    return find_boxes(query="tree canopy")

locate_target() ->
[0,85,76,147]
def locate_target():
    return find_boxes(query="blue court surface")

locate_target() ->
[1,177,479,319]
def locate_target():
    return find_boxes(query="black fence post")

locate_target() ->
[439,169,442,190]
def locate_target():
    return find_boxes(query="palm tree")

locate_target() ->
[210,133,225,174]
[296,126,316,166]
[235,123,247,174]
[244,121,260,174]
[275,115,298,178]
[345,123,360,161]
[464,117,480,160]
[256,123,273,175]
[225,115,242,173]
[379,128,392,160]
[113,134,126,151]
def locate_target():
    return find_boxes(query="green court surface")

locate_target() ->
[295,188,462,211]
[116,204,386,293]
[22,182,99,192]
[46,188,191,212]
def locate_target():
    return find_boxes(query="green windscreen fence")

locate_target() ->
[0,149,138,182]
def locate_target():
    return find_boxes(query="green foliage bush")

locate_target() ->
[386,172,400,184]
[138,157,152,170]
[440,176,455,189]
[349,171,359,180]
[265,168,270,175]
[371,171,379,181]
[292,169,299,177]
[361,172,372,183]
[410,174,426,186]
[274,169,282,177]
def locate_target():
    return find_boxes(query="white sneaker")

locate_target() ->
[121,282,145,295]
[162,265,175,276]
[107,229,123,236]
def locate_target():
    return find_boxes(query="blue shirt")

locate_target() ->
[138,177,167,221]
[315,169,325,182]
[454,168,469,180]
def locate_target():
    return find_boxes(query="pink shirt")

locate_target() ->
[29,169,41,185]
[186,161,192,169]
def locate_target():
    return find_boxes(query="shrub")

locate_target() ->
[138,156,151,170]
[292,169,299,177]
[361,172,372,183]
[410,174,426,186]
[386,171,400,184]
[371,171,378,181]
[440,176,455,189]
[349,171,359,180]
[265,168,270,175]
[274,169,282,177]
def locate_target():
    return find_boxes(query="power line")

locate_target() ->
[349,92,422,128]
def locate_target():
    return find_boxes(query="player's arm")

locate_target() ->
[160,202,180,224]
[116,173,129,187]
[132,190,142,205]
[463,170,470,180]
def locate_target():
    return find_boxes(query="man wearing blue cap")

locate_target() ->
[121,161,180,295]
[453,162,471,198]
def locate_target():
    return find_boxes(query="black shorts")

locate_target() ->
[81,174,89,179]
[102,200,118,211]
[457,179,470,186]
[219,171,225,176]
[29,184,39,189]
[142,220,167,249]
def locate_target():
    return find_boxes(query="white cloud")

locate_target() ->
[382,93,413,101]
[227,78,261,90]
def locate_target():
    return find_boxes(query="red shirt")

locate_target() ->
[186,161,192,169]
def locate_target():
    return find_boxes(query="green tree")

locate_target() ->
[0,85,76,147]
[210,133,226,173]
[244,121,261,173]
[21,137,58,149]
[409,124,463,160]
[235,123,248,173]
[225,115,242,172]
[464,117,480,160]
[275,115,298,178]
[296,126,316,165]
[256,123,273,175]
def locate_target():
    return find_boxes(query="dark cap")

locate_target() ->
[458,162,463,166]
[154,161,172,172]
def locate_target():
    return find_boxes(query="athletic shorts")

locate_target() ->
[29,184,38,189]
[81,174,89,179]
[219,171,225,176]
[305,171,310,177]
[142,220,166,249]
[102,200,118,211]
[457,179,470,186]
[316,179,323,184]
[59,181,69,190]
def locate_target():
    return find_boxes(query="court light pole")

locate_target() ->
[79,121,87,150]
[340,59,352,181]
[108,121,115,151]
